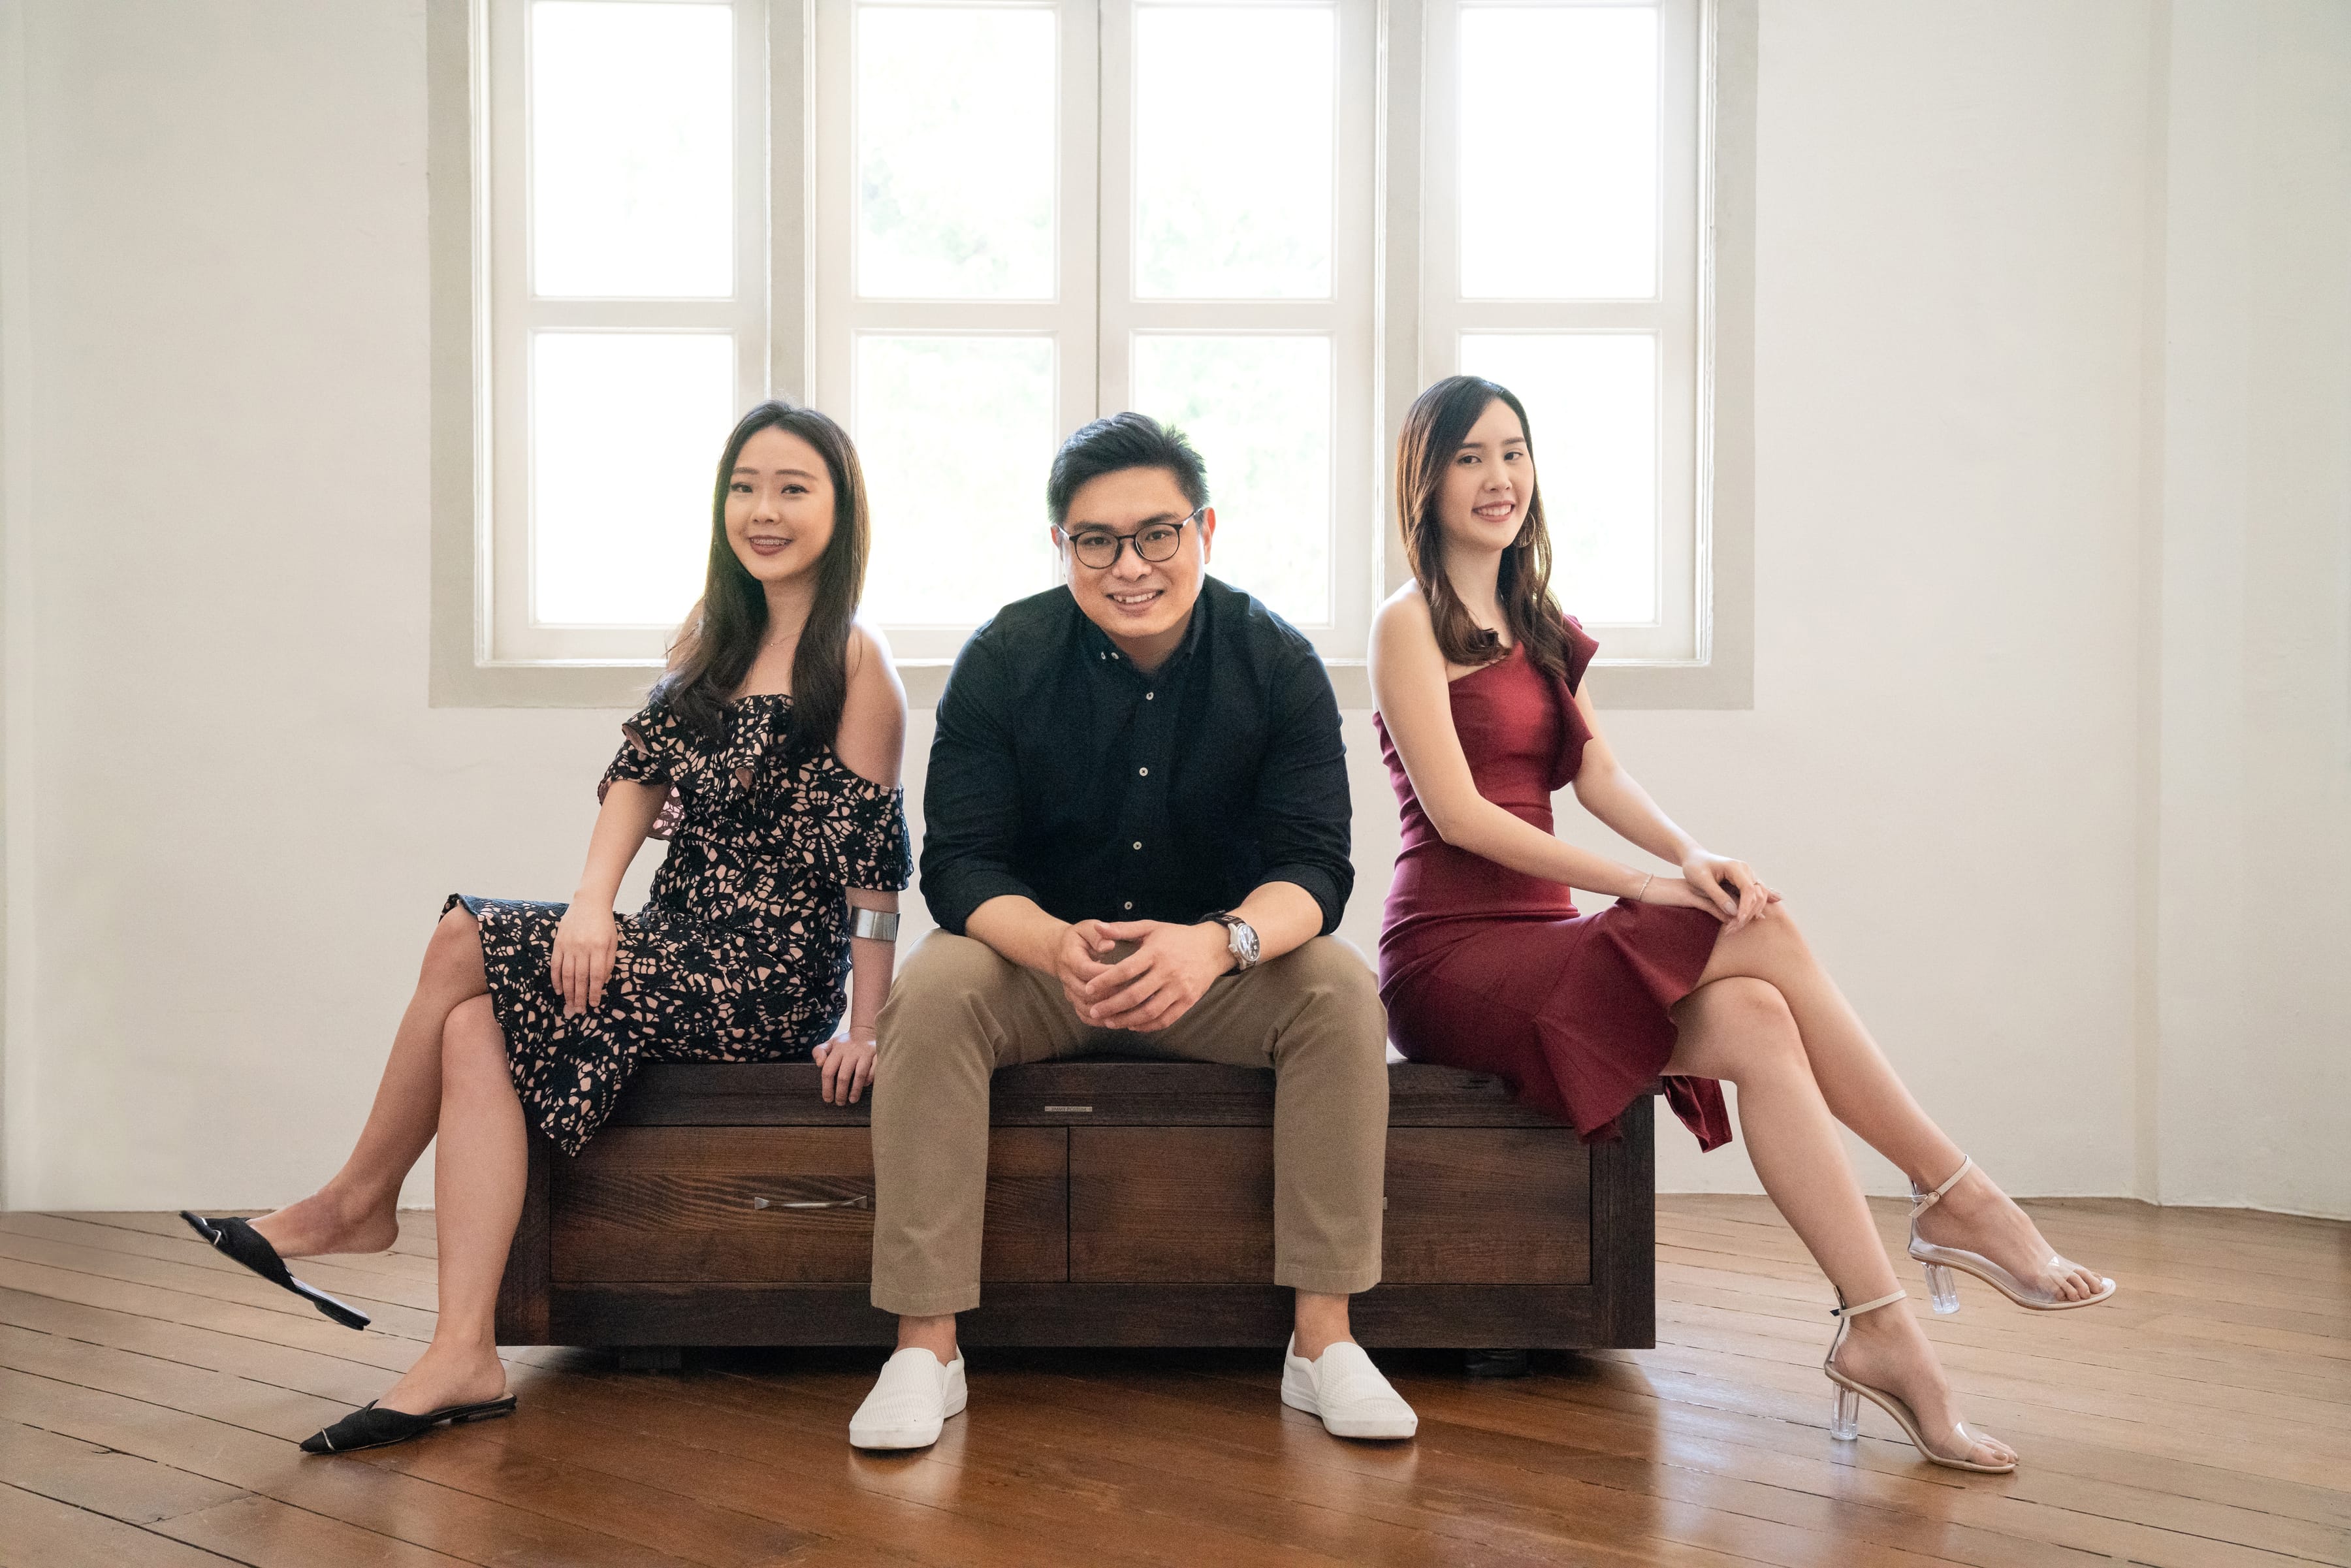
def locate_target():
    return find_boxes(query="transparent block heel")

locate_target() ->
[1907,1154,2117,1311]
[1821,1287,2016,1473]
[1924,1262,1961,1315]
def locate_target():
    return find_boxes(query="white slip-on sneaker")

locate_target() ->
[848,1347,968,1450]
[1280,1335,1418,1440]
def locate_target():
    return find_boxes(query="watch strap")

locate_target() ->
[1202,910,1259,971]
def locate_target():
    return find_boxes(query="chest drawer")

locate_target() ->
[1066,1125,1592,1285]
[552,1125,1068,1284]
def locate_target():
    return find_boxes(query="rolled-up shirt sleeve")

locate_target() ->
[918,635,1039,935]
[1249,645,1353,935]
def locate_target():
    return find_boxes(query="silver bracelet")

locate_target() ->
[1635,872,1654,904]
[850,907,901,942]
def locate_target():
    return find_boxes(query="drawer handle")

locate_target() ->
[751,1195,871,1211]
[1044,1105,1093,1113]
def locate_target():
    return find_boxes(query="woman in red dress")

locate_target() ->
[1371,376,2113,1474]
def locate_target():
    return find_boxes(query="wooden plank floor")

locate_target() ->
[1,1199,2344,1567]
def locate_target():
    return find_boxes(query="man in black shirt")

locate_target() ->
[851,414,1415,1450]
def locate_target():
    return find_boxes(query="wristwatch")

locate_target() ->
[1203,911,1260,972]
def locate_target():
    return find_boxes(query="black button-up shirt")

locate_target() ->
[920,578,1353,938]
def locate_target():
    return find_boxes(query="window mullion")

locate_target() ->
[1093,0,1131,423]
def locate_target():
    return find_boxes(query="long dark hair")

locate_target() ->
[652,400,871,755]
[1394,374,1576,686]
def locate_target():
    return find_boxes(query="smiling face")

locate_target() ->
[1438,396,1535,560]
[725,423,837,588]
[1053,464,1217,668]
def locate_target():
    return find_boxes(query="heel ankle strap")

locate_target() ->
[1911,1154,1974,1216]
[1831,1288,1910,1319]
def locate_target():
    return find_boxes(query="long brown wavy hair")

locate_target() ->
[1394,374,1577,686]
[652,400,872,755]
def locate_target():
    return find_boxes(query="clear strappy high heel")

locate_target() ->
[1908,1155,2115,1313]
[1823,1288,2015,1473]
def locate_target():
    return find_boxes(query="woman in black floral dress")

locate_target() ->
[182,402,911,1453]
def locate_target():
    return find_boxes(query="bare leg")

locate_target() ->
[1666,978,2014,1467]
[897,1313,957,1363]
[249,908,488,1259]
[1696,910,2106,1304]
[379,994,520,1415]
[1292,1293,1353,1361]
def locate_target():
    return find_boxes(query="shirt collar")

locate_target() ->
[1072,582,1210,679]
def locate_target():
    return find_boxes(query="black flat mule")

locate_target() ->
[301,1396,518,1454]
[178,1211,372,1330]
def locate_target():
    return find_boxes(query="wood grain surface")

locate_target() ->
[607,1060,1568,1128]
[503,1060,1652,1349]
[5,1198,2343,1567]
[1070,1127,1277,1281]
[552,1127,1069,1285]
[1383,1128,1592,1285]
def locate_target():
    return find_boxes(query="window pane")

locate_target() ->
[531,1,733,298]
[1458,333,1657,623]
[856,336,1057,623]
[857,7,1056,300]
[1130,335,1332,625]
[1134,5,1334,299]
[1459,7,1656,300]
[532,333,736,626]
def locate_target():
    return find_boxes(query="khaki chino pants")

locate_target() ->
[870,931,1390,1316]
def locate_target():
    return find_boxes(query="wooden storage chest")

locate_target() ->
[495,1059,1655,1351]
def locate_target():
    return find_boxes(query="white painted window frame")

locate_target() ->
[808,0,1100,667]
[809,0,1375,666]
[1095,0,1380,660]
[482,0,771,668]
[1418,0,1704,666]
[429,0,1754,709]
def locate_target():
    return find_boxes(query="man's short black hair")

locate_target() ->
[1046,411,1209,529]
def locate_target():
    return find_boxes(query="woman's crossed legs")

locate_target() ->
[1663,907,2102,1467]
[249,908,523,1414]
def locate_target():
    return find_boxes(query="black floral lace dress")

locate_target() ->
[445,694,911,1157]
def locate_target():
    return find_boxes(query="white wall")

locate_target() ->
[2145,1,2351,1217]
[1,1,2343,1216]
[0,0,629,1211]
[1635,0,2163,1198]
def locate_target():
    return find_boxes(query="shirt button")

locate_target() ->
[1145,691,1155,701]
[1132,841,1143,850]
[1123,901,1134,910]
[1138,766,1148,776]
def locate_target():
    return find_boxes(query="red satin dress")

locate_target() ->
[1375,622,1734,1151]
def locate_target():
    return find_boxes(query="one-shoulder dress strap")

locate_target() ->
[1552,616,1603,787]
[1561,613,1600,696]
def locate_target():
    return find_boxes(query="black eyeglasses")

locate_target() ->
[1057,506,1206,569]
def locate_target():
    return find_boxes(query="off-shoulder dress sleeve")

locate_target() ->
[599,700,688,841]
[814,758,914,892]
